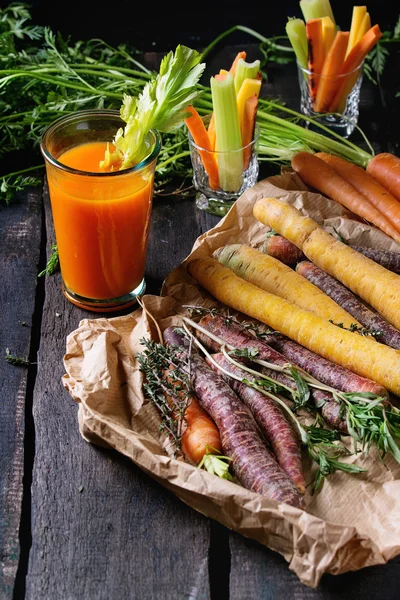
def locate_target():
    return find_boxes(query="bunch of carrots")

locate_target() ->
[184,51,262,193]
[286,1,382,113]
[291,150,400,246]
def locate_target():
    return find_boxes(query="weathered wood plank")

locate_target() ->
[0,188,42,598]
[25,184,211,600]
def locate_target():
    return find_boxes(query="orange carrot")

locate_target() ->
[163,368,223,465]
[316,152,400,233]
[314,31,349,113]
[366,153,400,203]
[207,113,216,151]
[306,18,326,103]
[185,105,219,190]
[241,94,258,170]
[229,50,247,75]
[329,24,382,112]
[291,151,400,244]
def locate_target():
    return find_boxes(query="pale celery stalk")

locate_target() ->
[234,58,261,94]
[210,72,244,193]
[299,0,336,26]
[286,18,308,70]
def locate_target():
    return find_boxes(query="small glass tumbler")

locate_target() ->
[40,109,161,312]
[297,61,364,138]
[188,115,260,216]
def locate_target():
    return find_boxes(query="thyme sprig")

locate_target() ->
[329,320,383,339]
[136,336,232,479]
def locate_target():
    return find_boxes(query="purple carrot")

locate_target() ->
[162,327,304,508]
[350,245,400,274]
[196,315,349,433]
[296,260,400,350]
[196,313,387,397]
[206,352,306,494]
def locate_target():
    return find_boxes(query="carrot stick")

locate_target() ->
[253,196,400,334]
[321,16,336,56]
[241,94,258,170]
[296,261,400,350]
[229,50,247,75]
[185,105,219,191]
[207,352,306,494]
[196,313,387,398]
[162,326,304,507]
[329,24,382,112]
[346,5,367,58]
[316,152,400,233]
[366,152,400,203]
[207,113,216,151]
[187,255,400,396]
[214,243,363,329]
[291,151,400,244]
[314,31,350,113]
[306,18,326,103]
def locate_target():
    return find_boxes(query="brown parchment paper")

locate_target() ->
[63,169,400,588]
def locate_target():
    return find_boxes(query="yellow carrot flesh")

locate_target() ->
[214,243,363,329]
[253,197,400,331]
[357,12,371,43]
[321,16,336,55]
[236,78,262,136]
[346,6,367,58]
[187,256,400,396]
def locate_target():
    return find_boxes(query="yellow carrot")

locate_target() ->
[253,197,400,331]
[346,5,367,58]
[357,12,371,44]
[236,78,262,136]
[186,256,400,396]
[321,16,336,55]
[214,243,363,329]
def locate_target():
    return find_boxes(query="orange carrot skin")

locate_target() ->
[366,153,400,204]
[164,368,222,464]
[163,327,304,508]
[229,50,247,75]
[261,233,305,264]
[207,353,306,494]
[181,397,222,464]
[291,152,400,244]
[316,152,400,233]
[306,18,325,103]
[185,105,219,191]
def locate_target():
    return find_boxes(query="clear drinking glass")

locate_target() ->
[40,109,161,312]
[188,115,260,216]
[297,60,364,138]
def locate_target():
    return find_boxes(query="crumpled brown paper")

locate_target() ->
[63,170,400,588]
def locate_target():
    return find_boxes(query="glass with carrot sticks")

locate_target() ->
[40,109,161,312]
[187,114,260,217]
[297,59,364,138]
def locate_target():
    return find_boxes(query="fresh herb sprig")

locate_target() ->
[38,244,59,277]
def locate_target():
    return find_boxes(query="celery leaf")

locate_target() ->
[102,44,205,170]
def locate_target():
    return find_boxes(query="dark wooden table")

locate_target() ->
[2,43,400,600]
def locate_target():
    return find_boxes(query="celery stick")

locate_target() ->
[210,73,244,193]
[299,0,336,26]
[286,18,308,70]
[234,58,261,94]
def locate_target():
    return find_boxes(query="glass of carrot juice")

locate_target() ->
[40,110,161,312]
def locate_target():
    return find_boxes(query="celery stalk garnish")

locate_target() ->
[101,45,206,170]
[299,0,336,26]
[234,58,261,94]
[286,18,308,71]
[210,72,244,193]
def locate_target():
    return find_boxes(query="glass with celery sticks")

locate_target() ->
[40,109,161,312]
[188,115,260,216]
[297,59,364,138]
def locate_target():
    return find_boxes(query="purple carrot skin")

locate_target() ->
[296,261,400,351]
[349,245,400,275]
[261,233,305,265]
[162,327,304,508]
[197,313,388,398]
[207,352,306,494]
[196,318,349,433]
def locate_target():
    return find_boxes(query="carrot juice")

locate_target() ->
[40,110,161,311]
